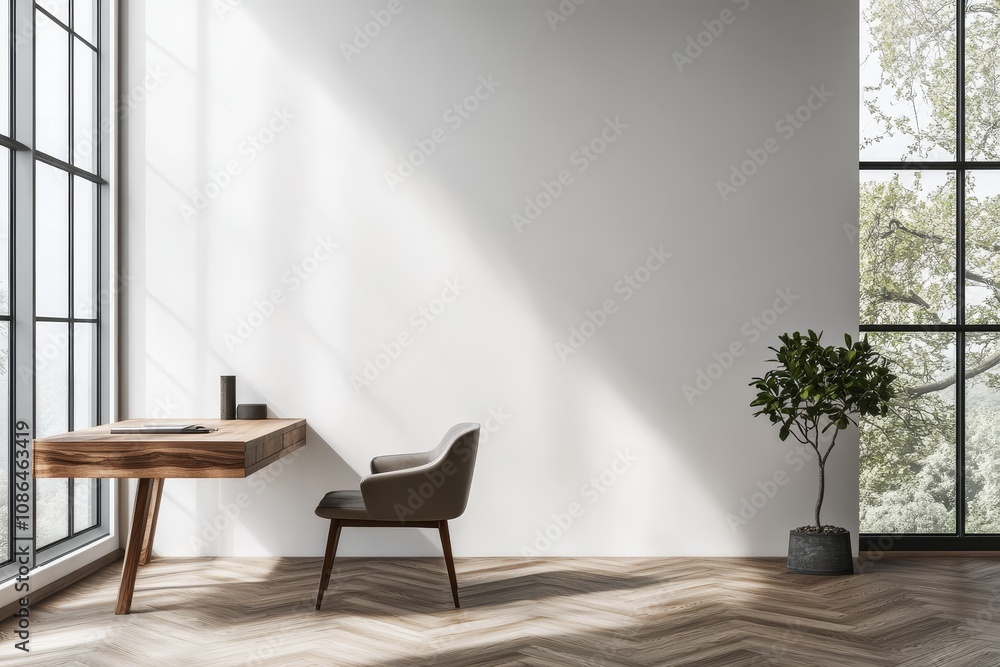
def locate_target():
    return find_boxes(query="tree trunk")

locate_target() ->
[815,461,825,531]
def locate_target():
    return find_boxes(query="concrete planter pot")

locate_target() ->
[787,529,854,575]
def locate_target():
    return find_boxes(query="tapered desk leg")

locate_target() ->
[139,479,164,566]
[116,478,154,615]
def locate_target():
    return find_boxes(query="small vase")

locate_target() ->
[220,376,236,420]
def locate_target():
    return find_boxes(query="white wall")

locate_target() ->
[123,0,859,557]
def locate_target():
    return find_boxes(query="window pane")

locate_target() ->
[74,322,96,428]
[966,173,1000,324]
[36,11,69,161]
[36,162,69,318]
[860,332,957,534]
[966,333,1000,533]
[73,0,95,45]
[37,0,69,25]
[73,176,96,318]
[36,479,69,548]
[0,1,10,136]
[860,171,956,325]
[35,319,69,547]
[0,322,8,562]
[965,1,1000,160]
[0,148,9,316]
[73,478,97,532]
[36,321,68,438]
[860,0,956,161]
[73,38,96,173]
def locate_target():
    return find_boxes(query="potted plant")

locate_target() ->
[750,330,897,575]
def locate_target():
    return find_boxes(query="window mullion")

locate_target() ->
[66,0,76,538]
[955,0,967,538]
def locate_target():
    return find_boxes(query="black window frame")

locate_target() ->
[32,0,104,559]
[860,0,1000,551]
[0,0,111,582]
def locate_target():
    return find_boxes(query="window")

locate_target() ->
[859,0,1000,549]
[0,0,9,571]
[0,0,110,582]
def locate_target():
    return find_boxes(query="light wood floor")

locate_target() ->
[3,556,1000,666]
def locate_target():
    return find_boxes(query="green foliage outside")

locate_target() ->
[860,0,1000,533]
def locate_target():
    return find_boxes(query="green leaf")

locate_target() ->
[749,330,897,465]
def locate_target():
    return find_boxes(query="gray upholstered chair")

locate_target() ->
[314,422,480,610]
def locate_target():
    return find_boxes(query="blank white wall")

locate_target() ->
[123,0,859,557]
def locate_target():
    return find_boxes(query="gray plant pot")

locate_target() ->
[787,529,854,575]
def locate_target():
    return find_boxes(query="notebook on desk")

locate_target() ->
[110,424,218,434]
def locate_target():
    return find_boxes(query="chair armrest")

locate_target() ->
[370,451,433,474]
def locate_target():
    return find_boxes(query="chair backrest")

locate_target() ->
[360,423,480,523]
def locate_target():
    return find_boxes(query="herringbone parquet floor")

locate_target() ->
[2,556,1000,666]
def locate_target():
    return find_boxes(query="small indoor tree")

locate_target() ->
[750,331,897,535]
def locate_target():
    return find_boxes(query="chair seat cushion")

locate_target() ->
[314,490,371,520]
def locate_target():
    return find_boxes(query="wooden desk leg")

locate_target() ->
[139,479,164,566]
[116,478,154,615]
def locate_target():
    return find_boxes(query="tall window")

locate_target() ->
[0,0,10,577]
[0,0,110,582]
[860,0,1000,549]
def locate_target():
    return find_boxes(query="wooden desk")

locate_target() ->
[33,418,307,614]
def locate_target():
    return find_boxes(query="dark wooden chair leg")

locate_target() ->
[316,520,342,610]
[438,520,460,608]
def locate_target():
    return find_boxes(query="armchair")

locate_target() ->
[314,423,480,610]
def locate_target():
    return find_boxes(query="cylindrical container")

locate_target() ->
[220,375,236,420]
[237,404,267,420]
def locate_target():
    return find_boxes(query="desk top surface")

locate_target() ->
[33,418,308,478]
[34,418,305,445]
